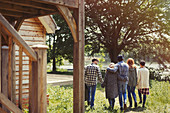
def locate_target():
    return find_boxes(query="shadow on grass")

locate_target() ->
[61,84,73,88]
[125,106,146,112]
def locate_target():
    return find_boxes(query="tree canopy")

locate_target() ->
[85,0,170,64]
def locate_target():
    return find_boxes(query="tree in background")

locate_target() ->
[85,0,170,64]
[47,14,73,72]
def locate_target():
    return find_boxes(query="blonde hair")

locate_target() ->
[127,58,136,68]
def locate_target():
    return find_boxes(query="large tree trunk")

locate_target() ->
[52,57,56,72]
[108,39,121,63]
[108,48,119,63]
[52,35,56,72]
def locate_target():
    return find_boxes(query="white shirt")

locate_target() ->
[137,67,149,89]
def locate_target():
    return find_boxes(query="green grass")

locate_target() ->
[47,80,170,113]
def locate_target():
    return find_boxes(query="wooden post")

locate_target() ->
[8,37,12,101]
[11,42,16,104]
[19,46,23,109]
[0,28,1,93]
[31,45,48,113]
[29,58,32,112]
[73,0,85,112]
[1,46,10,113]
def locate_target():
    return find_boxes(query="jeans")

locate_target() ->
[108,98,115,108]
[138,90,146,106]
[127,86,137,106]
[118,83,127,108]
[87,85,96,107]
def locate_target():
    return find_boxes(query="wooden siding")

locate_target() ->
[15,18,46,108]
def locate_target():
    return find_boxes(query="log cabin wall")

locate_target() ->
[15,18,46,109]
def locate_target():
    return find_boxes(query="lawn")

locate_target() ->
[47,80,170,113]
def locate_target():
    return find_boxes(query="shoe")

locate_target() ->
[139,101,142,104]
[129,103,132,108]
[90,106,95,110]
[120,107,123,112]
[135,102,137,108]
[142,104,145,108]
[87,101,91,106]
[124,104,127,110]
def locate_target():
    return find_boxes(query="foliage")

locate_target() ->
[47,85,73,113]
[47,14,74,72]
[47,80,170,113]
[85,0,170,63]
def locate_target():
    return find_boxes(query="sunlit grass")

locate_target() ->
[47,80,170,113]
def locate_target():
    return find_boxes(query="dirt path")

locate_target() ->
[47,74,73,86]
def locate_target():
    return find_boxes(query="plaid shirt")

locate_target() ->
[84,63,103,86]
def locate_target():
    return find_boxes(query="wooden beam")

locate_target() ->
[14,19,24,31]
[73,0,85,112]
[8,37,12,101]
[19,47,23,110]
[0,2,39,14]
[0,9,56,20]
[0,0,57,11]
[57,5,78,42]
[0,93,23,113]
[32,0,78,8]
[0,13,37,61]
[0,9,23,18]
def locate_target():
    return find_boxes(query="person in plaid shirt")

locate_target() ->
[107,55,129,111]
[137,60,150,108]
[84,58,103,109]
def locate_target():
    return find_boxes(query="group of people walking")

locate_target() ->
[84,55,150,111]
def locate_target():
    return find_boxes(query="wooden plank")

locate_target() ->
[29,59,33,113]
[19,30,44,37]
[8,37,12,101]
[21,21,43,27]
[57,5,77,42]
[18,47,23,110]
[0,0,57,11]
[21,37,44,42]
[32,0,78,8]
[73,0,85,112]
[0,93,23,113]
[19,27,44,32]
[1,46,9,113]
[0,14,37,61]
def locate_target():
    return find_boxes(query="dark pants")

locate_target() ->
[127,86,137,106]
[138,89,146,106]
[108,98,115,109]
[87,85,96,107]
[118,83,127,108]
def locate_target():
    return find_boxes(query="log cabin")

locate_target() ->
[0,0,84,113]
